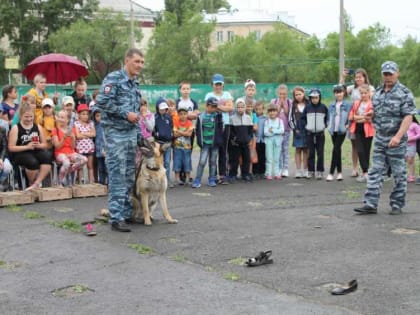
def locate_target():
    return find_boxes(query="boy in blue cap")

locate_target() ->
[204,74,233,185]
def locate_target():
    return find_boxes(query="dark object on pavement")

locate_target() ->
[84,223,97,236]
[94,215,109,223]
[354,205,377,214]
[111,221,131,232]
[331,279,358,295]
[246,250,273,267]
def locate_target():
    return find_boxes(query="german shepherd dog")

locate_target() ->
[131,139,178,225]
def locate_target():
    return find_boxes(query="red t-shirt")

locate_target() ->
[52,127,76,157]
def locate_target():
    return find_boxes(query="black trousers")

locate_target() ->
[355,123,373,173]
[253,142,266,175]
[229,143,250,177]
[218,127,229,178]
[329,132,346,174]
[307,132,325,172]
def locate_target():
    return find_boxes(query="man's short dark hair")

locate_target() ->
[126,48,144,58]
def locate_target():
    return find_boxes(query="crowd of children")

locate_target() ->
[143,74,420,188]
[1,72,420,192]
[0,77,106,191]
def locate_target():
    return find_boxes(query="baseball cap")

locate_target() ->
[212,74,224,84]
[158,102,169,110]
[206,97,219,106]
[177,107,188,113]
[308,88,321,97]
[381,61,399,74]
[333,84,346,93]
[244,79,256,89]
[267,104,278,111]
[62,95,75,106]
[77,103,90,113]
[156,97,169,110]
[235,98,246,107]
[41,98,55,108]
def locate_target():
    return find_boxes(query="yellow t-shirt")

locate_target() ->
[40,115,55,148]
[27,88,49,124]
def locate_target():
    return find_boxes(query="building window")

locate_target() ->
[255,30,262,41]
[227,31,234,42]
[216,31,223,43]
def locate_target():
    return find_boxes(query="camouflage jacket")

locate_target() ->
[372,81,417,138]
[96,69,141,131]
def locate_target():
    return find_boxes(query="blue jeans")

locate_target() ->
[173,148,192,172]
[163,147,172,182]
[96,156,107,185]
[195,144,218,181]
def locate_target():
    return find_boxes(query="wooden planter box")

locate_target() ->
[0,191,35,207]
[72,184,108,198]
[30,187,73,202]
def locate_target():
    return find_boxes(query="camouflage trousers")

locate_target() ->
[104,127,137,223]
[364,136,407,209]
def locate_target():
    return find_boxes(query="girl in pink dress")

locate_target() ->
[74,104,96,183]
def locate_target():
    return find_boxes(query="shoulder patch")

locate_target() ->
[104,84,112,94]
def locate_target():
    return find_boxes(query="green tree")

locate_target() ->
[394,36,420,94]
[0,0,98,68]
[344,23,393,85]
[210,33,262,83]
[146,11,214,83]
[49,9,142,83]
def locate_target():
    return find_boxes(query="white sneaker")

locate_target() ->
[303,169,308,178]
[316,172,323,180]
[326,174,334,181]
[356,175,367,183]
[306,171,314,179]
[281,169,289,177]
[295,170,302,178]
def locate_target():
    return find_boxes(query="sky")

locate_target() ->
[139,0,420,43]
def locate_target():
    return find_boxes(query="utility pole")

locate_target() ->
[130,0,135,47]
[339,0,345,81]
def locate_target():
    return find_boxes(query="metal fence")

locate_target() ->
[8,83,337,109]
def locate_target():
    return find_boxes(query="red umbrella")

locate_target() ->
[22,53,88,84]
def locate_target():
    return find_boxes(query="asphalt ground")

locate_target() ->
[1,167,420,315]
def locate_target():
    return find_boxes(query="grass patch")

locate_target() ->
[205,266,216,272]
[0,260,6,267]
[343,190,360,199]
[228,257,246,266]
[6,204,22,213]
[24,211,45,219]
[50,219,82,233]
[128,243,154,255]
[51,284,93,297]
[275,200,290,206]
[171,254,187,263]
[223,272,240,281]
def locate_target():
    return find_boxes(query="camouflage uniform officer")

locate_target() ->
[354,61,416,215]
[96,48,144,232]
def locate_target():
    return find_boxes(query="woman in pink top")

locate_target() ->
[406,116,420,182]
[135,99,155,166]
[348,84,374,182]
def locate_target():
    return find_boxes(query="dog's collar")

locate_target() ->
[146,166,160,171]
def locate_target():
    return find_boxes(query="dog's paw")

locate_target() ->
[144,219,152,226]
[167,218,178,224]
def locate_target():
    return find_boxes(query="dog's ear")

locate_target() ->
[143,137,154,150]
[140,147,152,156]
[160,142,172,152]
